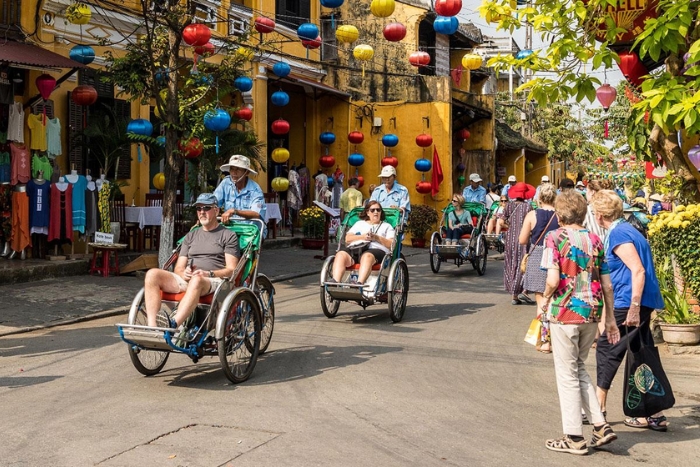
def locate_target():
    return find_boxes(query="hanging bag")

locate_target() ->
[520,212,556,274]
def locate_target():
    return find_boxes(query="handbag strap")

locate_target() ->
[527,211,556,253]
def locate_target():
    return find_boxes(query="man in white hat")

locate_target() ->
[501,175,517,198]
[534,175,550,202]
[370,165,411,214]
[462,173,486,203]
[576,180,587,195]
[214,154,267,227]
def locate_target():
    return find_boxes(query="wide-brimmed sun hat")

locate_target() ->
[220,154,257,175]
[509,182,536,200]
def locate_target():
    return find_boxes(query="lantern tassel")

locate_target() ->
[604,119,609,139]
[43,100,47,125]
[137,144,142,163]
[216,134,220,154]
[362,64,365,79]
[331,13,335,29]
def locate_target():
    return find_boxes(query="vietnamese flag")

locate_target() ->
[431,146,444,196]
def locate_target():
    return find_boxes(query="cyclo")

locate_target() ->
[319,207,409,322]
[116,218,274,384]
[429,201,488,275]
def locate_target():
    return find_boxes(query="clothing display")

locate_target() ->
[84,184,98,239]
[7,102,24,143]
[66,173,87,234]
[48,182,73,245]
[332,168,344,209]
[27,113,48,151]
[27,178,50,235]
[31,154,53,181]
[297,165,310,202]
[287,169,302,211]
[46,117,62,157]
[98,180,110,233]
[11,188,30,252]
[10,142,30,185]
[0,149,9,184]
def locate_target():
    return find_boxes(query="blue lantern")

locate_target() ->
[327,175,334,188]
[515,49,534,60]
[155,136,166,147]
[297,23,319,41]
[196,74,213,85]
[271,90,290,106]
[234,76,253,92]
[127,119,154,163]
[415,158,432,172]
[433,16,459,35]
[319,132,336,145]
[272,61,291,78]
[382,134,399,147]
[320,0,344,7]
[348,153,365,167]
[155,68,167,82]
[204,109,232,154]
[69,45,95,65]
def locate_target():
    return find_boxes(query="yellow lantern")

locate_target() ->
[66,3,92,25]
[370,0,396,18]
[271,177,290,192]
[271,147,290,163]
[236,47,254,60]
[336,25,359,44]
[462,53,483,71]
[153,172,165,191]
[353,44,374,77]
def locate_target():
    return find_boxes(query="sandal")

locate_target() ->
[538,343,552,354]
[545,436,588,455]
[624,416,668,432]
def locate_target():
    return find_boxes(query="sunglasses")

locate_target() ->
[195,206,214,212]
[368,208,382,213]
[452,199,459,203]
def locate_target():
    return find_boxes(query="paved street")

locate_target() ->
[1,255,699,466]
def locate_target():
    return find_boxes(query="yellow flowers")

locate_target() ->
[300,206,325,239]
[647,203,700,234]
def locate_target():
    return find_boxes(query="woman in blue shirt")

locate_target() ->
[444,194,473,245]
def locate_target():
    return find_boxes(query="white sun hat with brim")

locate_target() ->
[220,154,258,175]
[378,166,397,178]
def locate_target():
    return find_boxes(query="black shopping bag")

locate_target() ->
[623,326,675,417]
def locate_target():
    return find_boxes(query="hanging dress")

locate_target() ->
[7,102,24,143]
[27,113,48,151]
[31,153,53,180]
[84,181,98,240]
[48,182,73,245]
[10,142,30,185]
[27,178,50,235]
[97,180,111,233]
[46,117,62,158]
[287,169,302,211]
[11,187,31,252]
[67,174,87,234]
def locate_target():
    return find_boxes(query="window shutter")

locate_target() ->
[79,68,114,98]
[114,99,132,179]
[299,0,310,23]
[320,16,337,62]
[67,92,85,173]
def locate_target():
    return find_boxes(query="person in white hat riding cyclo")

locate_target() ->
[502,175,517,199]
[535,175,551,202]
[370,166,411,215]
[214,154,267,235]
[462,173,486,204]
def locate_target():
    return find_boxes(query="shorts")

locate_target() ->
[340,245,388,264]
[173,272,223,295]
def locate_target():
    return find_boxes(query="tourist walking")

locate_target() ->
[498,182,534,305]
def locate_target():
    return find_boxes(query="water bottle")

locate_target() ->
[187,325,199,342]
[349,271,358,284]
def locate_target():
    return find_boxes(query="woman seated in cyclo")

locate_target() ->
[486,195,509,235]
[328,200,395,285]
[444,193,473,245]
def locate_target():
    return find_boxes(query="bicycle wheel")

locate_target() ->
[429,232,441,274]
[320,257,340,318]
[388,260,409,323]
[126,299,170,376]
[255,275,275,354]
[473,235,487,276]
[217,290,261,384]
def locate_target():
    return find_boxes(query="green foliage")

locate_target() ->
[655,258,700,324]
[407,204,439,239]
[74,104,131,178]
[300,206,326,239]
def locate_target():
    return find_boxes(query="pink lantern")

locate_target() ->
[688,145,700,171]
[36,74,56,100]
[596,84,617,139]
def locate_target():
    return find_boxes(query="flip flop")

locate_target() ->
[624,416,668,431]
[624,417,649,429]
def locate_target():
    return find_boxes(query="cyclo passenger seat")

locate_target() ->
[339,207,402,272]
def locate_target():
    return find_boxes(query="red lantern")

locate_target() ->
[254,17,276,34]
[302,36,322,49]
[271,118,290,135]
[383,22,407,42]
[348,131,364,144]
[71,85,97,106]
[356,176,364,188]
[234,107,253,121]
[178,138,203,158]
[319,155,336,168]
[182,23,211,47]
[36,74,56,100]
[381,156,398,167]
[458,128,471,141]
[596,84,617,139]
[194,42,215,57]
[409,51,431,67]
[415,133,433,148]
[618,51,648,87]
[416,180,432,194]
[434,0,462,17]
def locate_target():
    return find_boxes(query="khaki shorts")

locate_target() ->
[173,273,223,295]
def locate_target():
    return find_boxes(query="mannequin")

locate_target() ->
[96,173,107,192]
[65,167,79,184]
[66,168,87,235]
[84,170,98,243]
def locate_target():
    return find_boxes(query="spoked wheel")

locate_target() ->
[127,300,170,376]
[473,235,488,276]
[320,257,340,318]
[255,275,275,354]
[429,233,441,274]
[388,260,409,323]
[217,290,261,384]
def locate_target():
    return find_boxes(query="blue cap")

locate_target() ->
[195,193,218,206]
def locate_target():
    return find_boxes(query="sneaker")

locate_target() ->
[590,424,617,448]
[545,436,588,455]
[168,317,178,329]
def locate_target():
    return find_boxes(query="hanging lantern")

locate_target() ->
[271,118,290,135]
[456,162,466,172]
[272,148,290,163]
[327,175,335,189]
[415,158,431,172]
[182,23,211,47]
[515,49,534,60]
[356,176,364,188]
[348,131,364,144]
[382,134,399,147]
[526,160,534,171]
[71,85,97,106]
[462,53,483,70]
[69,45,95,65]
[297,23,319,41]
[36,74,56,101]
[66,3,91,25]
[348,153,365,166]
[319,155,336,167]
[618,51,648,87]
[302,36,322,49]
[254,17,276,34]
[434,0,462,16]
[353,44,374,77]
[416,181,432,194]
[416,133,433,148]
[194,42,215,57]
[457,175,466,187]
[155,136,166,147]
[381,156,398,167]
[204,109,231,154]
[196,74,213,86]
[319,132,336,145]
[596,84,617,139]
[409,51,431,67]
[370,0,396,17]
[178,138,203,159]
[336,25,359,44]
[155,68,167,83]
[688,145,700,170]
[127,119,154,163]
[234,76,253,92]
[383,22,407,42]
[433,16,459,35]
[458,128,471,141]
[233,107,253,121]
[271,177,290,192]
[321,0,344,6]
[153,172,166,191]
[271,90,290,106]
[272,62,291,78]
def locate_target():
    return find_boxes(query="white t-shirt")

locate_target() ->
[348,220,395,254]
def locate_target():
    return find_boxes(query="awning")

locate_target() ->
[279,74,350,98]
[495,121,548,154]
[0,41,86,70]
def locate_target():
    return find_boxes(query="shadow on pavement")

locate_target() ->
[0,325,121,358]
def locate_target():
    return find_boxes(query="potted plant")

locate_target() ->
[300,206,325,249]
[407,204,438,248]
[655,258,700,345]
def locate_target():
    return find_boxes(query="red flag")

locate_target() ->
[431,146,443,196]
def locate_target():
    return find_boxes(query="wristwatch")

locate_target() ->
[209,270,215,278]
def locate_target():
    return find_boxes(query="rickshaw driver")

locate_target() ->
[215,154,267,228]
[370,166,411,215]
[462,173,487,203]
[143,193,241,328]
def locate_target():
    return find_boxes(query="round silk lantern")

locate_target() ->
[36,74,56,100]
[416,133,433,148]
[462,53,483,70]
[409,51,431,67]
[383,22,407,42]
[271,147,290,163]
[327,175,335,189]
[127,119,154,162]
[356,176,364,188]
[348,131,364,144]
[194,42,215,57]
[458,128,471,140]
[271,177,290,192]
[336,25,359,44]
[272,62,291,78]
[382,134,399,147]
[416,181,432,194]
[182,23,211,47]
[353,44,374,77]
[434,0,462,16]
[271,119,290,135]
[515,49,533,60]
[370,0,396,17]
[271,90,290,106]
[319,132,336,145]
[596,83,617,138]
[688,145,700,170]
[348,153,365,166]
[153,172,165,190]
[321,0,344,7]
[433,16,459,35]
[196,74,213,86]
[234,76,253,92]
[415,158,431,172]
[319,155,336,167]
[69,45,95,65]
[456,162,466,171]
[66,2,91,25]
[382,156,398,167]
[204,108,231,153]
[254,17,276,34]
[458,175,466,186]
[619,51,648,87]
[302,36,322,49]
[71,85,97,106]
[297,23,319,41]
[234,107,253,121]
[155,136,166,147]
[526,161,534,171]
[178,138,203,159]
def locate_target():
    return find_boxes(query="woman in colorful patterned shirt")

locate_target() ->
[541,190,620,455]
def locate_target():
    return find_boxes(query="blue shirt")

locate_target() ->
[605,222,664,309]
[370,182,411,214]
[502,184,514,198]
[462,185,486,203]
[214,176,267,234]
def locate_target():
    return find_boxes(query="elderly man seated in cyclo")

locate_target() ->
[214,154,267,235]
[143,193,240,329]
[327,200,395,286]
[370,166,411,214]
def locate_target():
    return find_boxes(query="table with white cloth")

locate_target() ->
[264,203,282,238]
[125,206,162,251]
